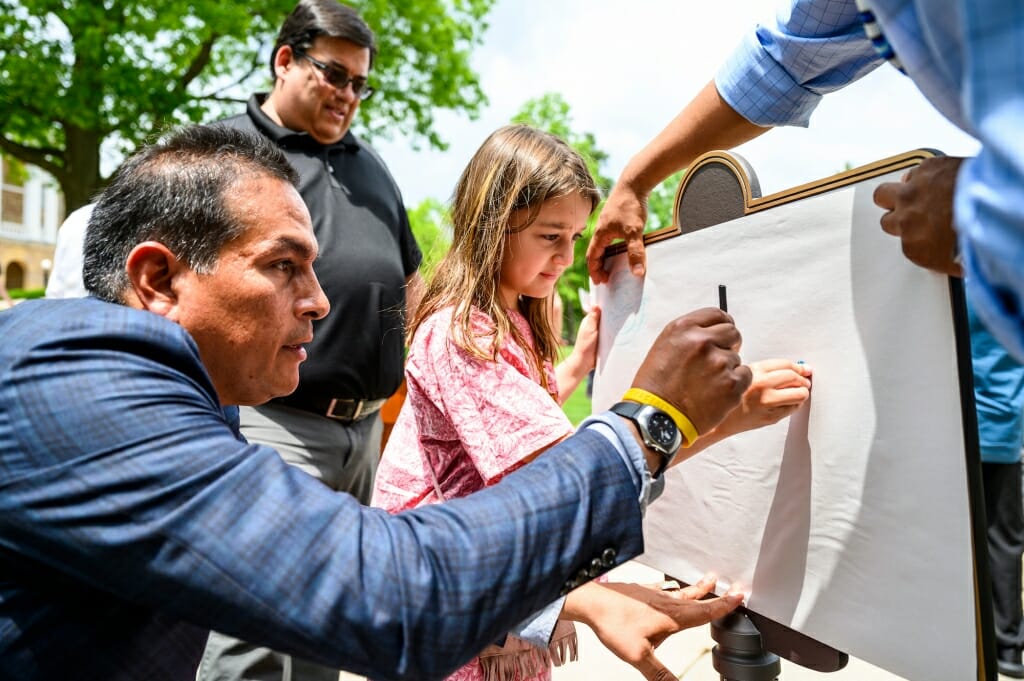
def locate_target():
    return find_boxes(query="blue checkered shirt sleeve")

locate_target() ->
[954,0,1024,361]
[715,0,882,127]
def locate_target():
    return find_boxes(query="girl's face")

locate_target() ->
[498,192,591,309]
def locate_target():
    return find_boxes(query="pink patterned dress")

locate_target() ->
[372,307,576,681]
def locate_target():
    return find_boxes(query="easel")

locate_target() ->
[594,150,996,680]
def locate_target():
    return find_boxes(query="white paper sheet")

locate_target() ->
[594,175,976,681]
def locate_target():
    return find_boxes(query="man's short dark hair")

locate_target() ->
[83,124,299,303]
[270,0,377,80]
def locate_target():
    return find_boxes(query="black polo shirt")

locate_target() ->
[221,95,422,409]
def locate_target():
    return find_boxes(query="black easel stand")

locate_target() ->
[711,612,782,681]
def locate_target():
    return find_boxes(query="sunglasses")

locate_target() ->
[293,49,375,101]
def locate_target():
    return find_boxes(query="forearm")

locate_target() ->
[672,425,729,461]
[559,580,611,625]
[555,353,590,404]
[616,80,768,198]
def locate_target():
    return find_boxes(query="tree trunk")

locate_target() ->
[61,125,104,214]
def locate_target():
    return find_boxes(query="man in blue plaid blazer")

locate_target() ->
[0,124,751,681]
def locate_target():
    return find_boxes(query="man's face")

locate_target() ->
[273,36,370,144]
[175,175,330,405]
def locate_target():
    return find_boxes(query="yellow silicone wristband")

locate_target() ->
[622,388,698,447]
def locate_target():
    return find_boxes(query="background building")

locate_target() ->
[0,155,61,293]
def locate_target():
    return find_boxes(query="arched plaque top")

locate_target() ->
[673,151,762,236]
[602,147,941,256]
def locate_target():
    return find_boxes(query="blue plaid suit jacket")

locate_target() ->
[0,298,644,681]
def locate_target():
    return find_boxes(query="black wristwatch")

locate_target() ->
[609,401,683,478]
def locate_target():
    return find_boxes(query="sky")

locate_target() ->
[373,0,979,207]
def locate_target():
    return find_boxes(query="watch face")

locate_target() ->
[647,412,678,448]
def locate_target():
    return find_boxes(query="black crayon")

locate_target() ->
[718,284,728,312]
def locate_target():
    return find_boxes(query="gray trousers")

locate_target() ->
[197,403,382,681]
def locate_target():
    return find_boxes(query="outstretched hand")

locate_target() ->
[587,184,649,284]
[571,576,742,681]
[711,359,812,438]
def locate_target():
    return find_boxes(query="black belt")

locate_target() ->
[321,397,388,423]
[277,393,389,423]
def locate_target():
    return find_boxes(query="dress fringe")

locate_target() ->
[478,621,578,681]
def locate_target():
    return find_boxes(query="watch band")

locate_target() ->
[609,400,682,479]
[621,387,699,446]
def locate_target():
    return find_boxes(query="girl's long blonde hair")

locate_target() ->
[409,125,600,385]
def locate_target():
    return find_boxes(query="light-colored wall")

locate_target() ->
[1,241,56,290]
[0,162,61,292]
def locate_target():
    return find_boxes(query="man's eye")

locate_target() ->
[541,234,560,242]
[274,261,295,272]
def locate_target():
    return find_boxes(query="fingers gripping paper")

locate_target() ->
[593,152,987,681]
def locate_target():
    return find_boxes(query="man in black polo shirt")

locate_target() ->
[205,1,423,680]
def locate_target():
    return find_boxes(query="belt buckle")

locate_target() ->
[326,398,362,422]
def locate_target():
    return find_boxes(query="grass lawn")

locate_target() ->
[561,378,594,425]
[559,345,594,426]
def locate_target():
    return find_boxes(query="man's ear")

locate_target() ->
[124,241,188,319]
[273,44,297,80]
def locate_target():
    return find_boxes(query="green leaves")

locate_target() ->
[407,197,452,281]
[0,0,496,210]
[511,93,612,194]
[646,169,686,232]
[355,0,493,149]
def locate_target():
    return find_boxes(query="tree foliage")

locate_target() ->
[511,92,612,340]
[407,196,452,282]
[510,93,612,195]
[1,152,30,186]
[646,169,686,232]
[0,0,495,211]
[358,0,493,149]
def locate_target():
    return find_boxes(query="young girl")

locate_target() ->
[371,125,811,681]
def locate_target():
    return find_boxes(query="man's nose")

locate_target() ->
[299,274,330,320]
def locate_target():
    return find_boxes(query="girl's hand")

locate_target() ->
[713,359,812,438]
[556,307,601,403]
[572,306,601,372]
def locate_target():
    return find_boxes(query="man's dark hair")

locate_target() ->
[270,0,377,80]
[83,124,299,303]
